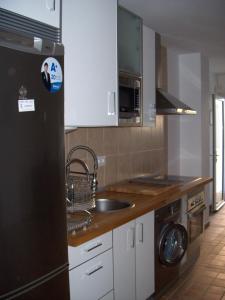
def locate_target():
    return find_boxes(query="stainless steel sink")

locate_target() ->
[93,198,134,213]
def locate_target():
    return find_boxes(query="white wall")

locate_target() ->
[209,57,225,74]
[209,57,225,95]
[167,48,180,175]
[168,50,210,177]
[179,53,202,177]
[201,56,211,220]
[201,56,210,178]
[167,49,211,222]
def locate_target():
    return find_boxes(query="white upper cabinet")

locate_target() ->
[118,6,142,76]
[0,0,60,27]
[62,0,118,127]
[143,25,156,127]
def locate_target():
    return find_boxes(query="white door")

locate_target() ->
[136,211,155,300]
[63,0,118,127]
[113,220,136,300]
[213,96,225,211]
[0,0,60,27]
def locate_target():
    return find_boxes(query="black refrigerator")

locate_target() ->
[0,29,70,299]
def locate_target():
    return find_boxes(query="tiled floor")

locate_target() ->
[159,205,225,300]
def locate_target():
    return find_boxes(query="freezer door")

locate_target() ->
[0,30,68,298]
[11,270,69,300]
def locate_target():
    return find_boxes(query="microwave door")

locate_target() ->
[119,75,142,125]
[119,86,133,114]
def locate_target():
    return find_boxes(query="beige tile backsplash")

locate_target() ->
[65,116,168,188]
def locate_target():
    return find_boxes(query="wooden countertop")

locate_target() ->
[68,176,212,247]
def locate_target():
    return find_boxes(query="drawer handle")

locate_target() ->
[187,204,206,218]
[86,265,103,276]
[85,242,103,252]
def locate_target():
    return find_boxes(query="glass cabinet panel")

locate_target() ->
[118,6,142,76]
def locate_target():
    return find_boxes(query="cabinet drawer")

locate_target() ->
[68,231,112,268]
[69,249,113,300]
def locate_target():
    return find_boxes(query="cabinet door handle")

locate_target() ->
[86,265,103,276]
[107,91,116,115]
[85,242,102,252]
[127,227,135,249]
[137,222,144,244]
[46,0,55,11]
[131,227,135,248]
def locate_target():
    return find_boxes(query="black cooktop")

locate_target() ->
[130,175,197,186]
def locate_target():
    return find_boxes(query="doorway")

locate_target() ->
[212,95,225,211]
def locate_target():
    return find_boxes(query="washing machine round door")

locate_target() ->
[159,223,188,266]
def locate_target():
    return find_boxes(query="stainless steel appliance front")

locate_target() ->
[186,190,206,268]
[119,72,142,126]
[0,28,69,300]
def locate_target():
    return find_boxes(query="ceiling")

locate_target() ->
[119,0,225,61]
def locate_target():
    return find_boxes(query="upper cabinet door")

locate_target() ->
[62,0,118,127]
[118,6,142,76]
[143,25,156,127]
[0,0,60,27]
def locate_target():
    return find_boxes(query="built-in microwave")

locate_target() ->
[119,72,142,126]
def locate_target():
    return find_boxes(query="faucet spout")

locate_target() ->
[66,145,99,195]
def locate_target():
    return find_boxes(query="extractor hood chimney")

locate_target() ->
[155,34,197,115]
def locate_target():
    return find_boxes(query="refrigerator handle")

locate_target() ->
[0,29,63,56]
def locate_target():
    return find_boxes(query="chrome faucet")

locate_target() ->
[66,145,98,197]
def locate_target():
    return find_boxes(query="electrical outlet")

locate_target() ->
[97,155,106,167]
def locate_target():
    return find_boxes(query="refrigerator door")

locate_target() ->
[0,30,69,299]
[9,270,69,300]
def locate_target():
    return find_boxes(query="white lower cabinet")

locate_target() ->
[69,211,155,300]
[136,212,155,300]
[113,220,136,300]
[69,249,113,300]
[68,231,112,269]
[68,231,113,300]
[113,211,155,300]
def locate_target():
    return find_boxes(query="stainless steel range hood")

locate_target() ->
[156,88,197,115]
[155,35,197,115]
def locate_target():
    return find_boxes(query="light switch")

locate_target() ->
[97,156,106,167]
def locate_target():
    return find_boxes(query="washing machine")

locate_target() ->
[155,199,188,295]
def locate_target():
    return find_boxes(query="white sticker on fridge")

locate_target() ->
[18,99,35,112]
